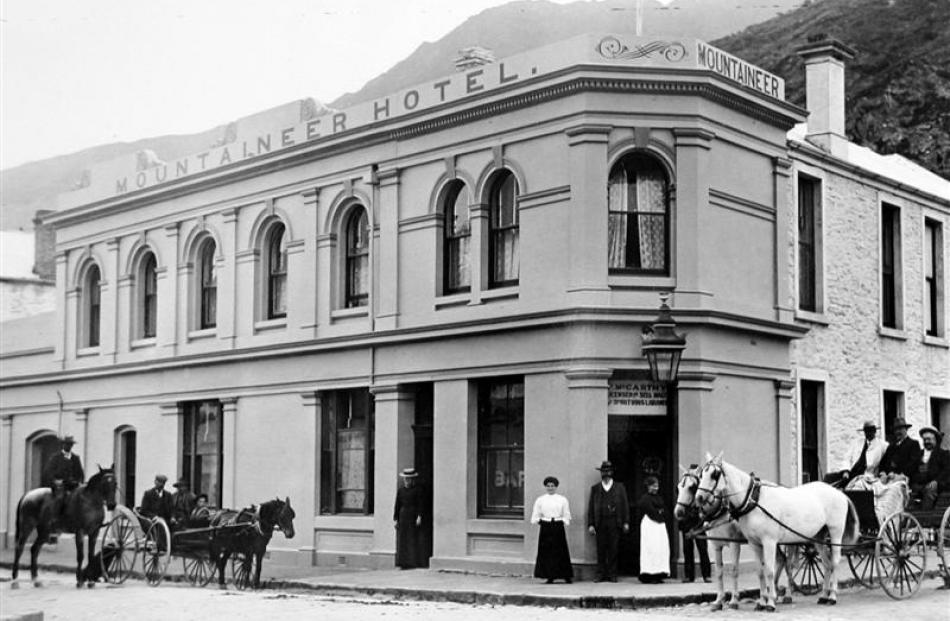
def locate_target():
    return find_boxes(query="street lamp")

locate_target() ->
[641,293,687,383]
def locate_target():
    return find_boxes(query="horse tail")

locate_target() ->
[14,494,24,544]
[842,497,860,546]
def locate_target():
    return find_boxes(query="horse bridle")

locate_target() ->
[675,471,701,512]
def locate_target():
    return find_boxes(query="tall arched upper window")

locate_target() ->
[607,152,670,274]
[443,181,471,294]
[83,264,102,348]
[265,223,287,319]
[489,171,519,288]
[198,239,217,329]
[138,252,158,338]
[345,208,370,308]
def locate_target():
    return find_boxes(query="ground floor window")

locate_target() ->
[477,377,524,517]
[882,390,904,443]
[115,427,137,507]
[321,389,375,514]
[800,380,824,483]
[182,401,223,506]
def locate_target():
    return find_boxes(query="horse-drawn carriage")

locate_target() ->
[97,498,296,589]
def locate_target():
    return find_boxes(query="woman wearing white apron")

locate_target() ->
[637,476,670,583]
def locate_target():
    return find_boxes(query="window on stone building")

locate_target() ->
[797,175,822,312]
[477,377,524,516]
[443,181,471,294]
[881,203,903,329]
[608,152,670,275]
[488,171,519,288]
[265,223,288,319]
[932,398,950,450]
[799,380,824,484]
[345,208,370,308]
[138,252,158,339]
[924,218,944,337]
[182,400,223,507]
[82,264,102,348]
[198,239,217,329]
[320,389,374,514]
[882,390,904,443]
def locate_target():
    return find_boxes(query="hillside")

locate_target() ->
[714,0,950,181]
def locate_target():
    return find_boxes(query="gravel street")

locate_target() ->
[2,575,948,621]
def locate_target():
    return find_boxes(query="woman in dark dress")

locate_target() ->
[530,476,573,583]
[637,476,670,584]
[393,468,425,569]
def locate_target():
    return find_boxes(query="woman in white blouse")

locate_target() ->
[530,476,574,583]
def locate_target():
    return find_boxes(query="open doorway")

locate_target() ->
[411,383,434,567]
[27,431,60,490]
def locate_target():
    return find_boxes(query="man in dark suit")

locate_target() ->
[140,474,173,522]
[913,425,950,510]
[879,417,921,479]
[42,434,85,541]
[587,460,630,582]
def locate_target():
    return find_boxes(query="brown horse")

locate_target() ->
[11,465,117,588]
[210,497,295,589]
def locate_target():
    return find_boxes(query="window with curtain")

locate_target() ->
[181,400,223,507]
[320,389,374,514]
[199,240,217,329]
[477,378,524,517]
[84,264,101,347]
[266,223,287,319]
[140,252,157,338]
[443,181,471,294]
[608,153,670,274]
[489,171,519,288]
[345,208,370,308]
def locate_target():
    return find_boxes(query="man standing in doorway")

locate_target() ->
[587,460,630,582]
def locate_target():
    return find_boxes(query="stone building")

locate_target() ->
[0,33,946,576]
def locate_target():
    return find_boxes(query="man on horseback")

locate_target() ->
[41,434,84,542]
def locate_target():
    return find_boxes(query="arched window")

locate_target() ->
[83,264,102,348]
[265,223,287,319]
[138,252,158,338]
[198,239,217,329]
[443,181,471,294]
[607,153,670,274]
[489,171,519,288]
[345,208,370,308]
[28,432,60,491]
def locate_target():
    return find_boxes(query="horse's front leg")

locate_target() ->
[710,543,726,611]
[758,540,778,612]
[749,543,769,611]
[727,542,741,610]
[74,530,85,588]
[85,529,99,587]
[253,549,264,589]
[215,549,229,589]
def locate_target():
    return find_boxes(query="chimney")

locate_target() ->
[32,209,56,282]
[796,35,856,157]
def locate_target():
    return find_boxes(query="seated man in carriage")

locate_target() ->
[171,478,196,530]
[824,420,887,487]
[911,425,950,510]
[139,474,174,523]
[188,493,212,528]
[878,417,921,481]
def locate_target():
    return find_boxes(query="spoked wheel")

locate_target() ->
[876,511,926,599]
[183,554,216,587]
[142,518,172,586]
[846,546,877,589]
[230,552,253,590]
[786,543,824,595]
[937,506,950,585]
[98,513,139,584]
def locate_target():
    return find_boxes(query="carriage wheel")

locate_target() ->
[183,554,216,587]
[846,546,877,589]
[876,511,926,600]
[937,505,950,583]
[785,543,824,595]
[230,552,253,590]
[142,519,172,586]
[99,513,138,584]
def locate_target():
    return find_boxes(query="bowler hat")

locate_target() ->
[154,474,168,483]
[858,420,878,431]
[595,460,614,473]
[891,417,912,430]
[399,468,418,478]
[173,478,189,489]
[61,435,76,445]
[919,425,943,439]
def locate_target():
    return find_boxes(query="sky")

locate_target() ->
[2,0,613,170]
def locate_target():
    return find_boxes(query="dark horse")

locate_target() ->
[210,497,295,589]
[12,465,118,588]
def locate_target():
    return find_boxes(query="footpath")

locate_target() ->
[1,538,944,610]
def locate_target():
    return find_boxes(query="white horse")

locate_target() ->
[675,464,796,611]
[694,454,859,611]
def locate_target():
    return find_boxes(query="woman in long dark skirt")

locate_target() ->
[393,468,425,569]
[530,476,573,584]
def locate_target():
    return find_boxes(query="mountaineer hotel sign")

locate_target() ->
[89,34,784,202]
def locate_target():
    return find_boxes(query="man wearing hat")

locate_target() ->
[824,420,888,486]
[912,425,950,510]
[587,461,630,582]
[41,434,85,540]
[140,474,173,523]
[172,477,196,529]
[879,418,921,480]
[393,467,426,569]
